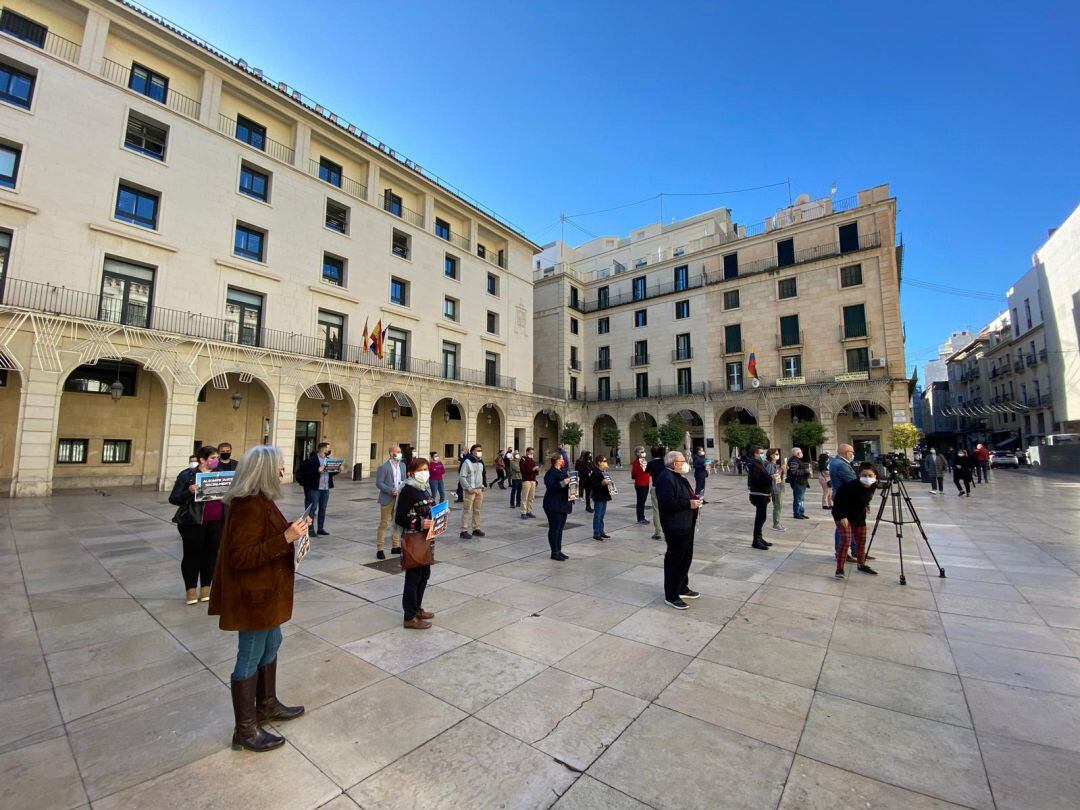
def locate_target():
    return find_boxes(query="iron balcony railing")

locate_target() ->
[0,277,516,390]
[1039,393,1052,406]
[594,358,611,372]
[704,231,883,285]
[630,353,650,368]
[0,22,80,63]
[100,58,201,120]
[383,195,425,229]
[218,114,295,164]
[577,274,705,313]
[1039,348,1048,361]
[435,227,470,251]
[776,330,804,349]
[672,347,693,362]
[306,159,367,200]
[840,320,870,341]
[1013,361,1024,372]
[1025,353,1037,367]
[569,358,581,371]
[477,246,507,269]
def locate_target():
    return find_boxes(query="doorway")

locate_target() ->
[294,420,319,473]
[852,436,880,462]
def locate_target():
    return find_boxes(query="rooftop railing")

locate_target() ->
[100,57,201,120]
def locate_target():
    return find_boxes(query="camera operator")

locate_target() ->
[833,461,880,579]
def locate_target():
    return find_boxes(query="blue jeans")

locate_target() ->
[592,499,607,537]
[791,483,806,517]
[431,479,445,504]
[304,488,330,532]
[232,626,282,681]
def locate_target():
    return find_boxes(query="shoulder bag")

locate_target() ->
[400,530,435,570]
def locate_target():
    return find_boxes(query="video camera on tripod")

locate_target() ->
[866,461,946,585]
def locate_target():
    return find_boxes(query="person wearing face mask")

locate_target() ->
[832,461,879,578]
[395,457,437,629]
[375,445,407,560]
[576,450,595,513]
[459,444,487,540]
[543,451,574,560]
[215,442,237,472]
[646,446,668,540]
[427,451,446,504]
[764,449,785,533]
[953,448,974,497]
[519,447,539,519]
[631,445,651,524]
[786,447,810,519]
[297,442,337,538]
[746,446,774,551]
[829,444,858,560]
[655,450,702,609]
[588,455,613,541]
[169,445,226,605]
[509,450,523,508]
[923,447,947,495]
[692,447,708,503]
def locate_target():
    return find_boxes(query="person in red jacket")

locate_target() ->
[972,443,991,483]
[427,450,446,504]
[519,447,540,519]
[631,445,652,524]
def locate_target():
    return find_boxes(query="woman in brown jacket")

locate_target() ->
[208,445,311,753]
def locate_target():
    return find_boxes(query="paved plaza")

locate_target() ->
[2,468,1079,809]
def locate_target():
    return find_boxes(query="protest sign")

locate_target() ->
[567,471,579,501]
[603,471,618,496]
[194,471,234,502]
[294,503,315,567]
[427,500,449,540]
[323,458,344,474]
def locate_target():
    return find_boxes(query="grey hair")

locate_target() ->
[791,447,801,455]
[664,450,684,467]
[225,445,284,503]
[633,445,645,454]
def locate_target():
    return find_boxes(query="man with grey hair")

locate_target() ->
[786,446,810,519]
[655,449,702,610]
[375,445,406,560]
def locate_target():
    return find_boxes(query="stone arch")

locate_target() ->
[0,368,23,491]
[628,411,657,452]
[592,413,619,458]
[372,390,419,460]
[836,399,891,459]
[674,408,706,451]
[772,402,819,455]
[194,372,276,458]
[430,397,466,460]
[533,407,560,459]
[476,401,505,455]
[717,405,763,457]
[295,384,357,473]
[56,358,168,489]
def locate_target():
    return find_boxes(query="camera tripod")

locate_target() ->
[866,468,946,586]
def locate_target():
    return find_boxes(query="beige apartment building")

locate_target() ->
[0,0,564,496]
[533,185,910,461]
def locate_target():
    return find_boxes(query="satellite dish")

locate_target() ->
[794,193,811,206]
[752,378,761,388]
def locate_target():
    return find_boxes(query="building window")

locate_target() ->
[234,115,266,150]
[318,310,344,360]
[779,314,801,346]
[838,222,859,253]
[570,317,579,335]
[128,63,168,104]
[443,296,458,321]
[842,304,867,338]
[114,183,159,229]
[846,346,870,373]
[100,258,154,328]
[64,362,138,396]
[675,333,691,361]
[390,276,409,306]
[569,377,578,400]
[840,263,863,288]
[0,142,21,188]
[1037,412,1046,433]
[0,229,10,290]
[674,265,688,291]
[391,229,410,259]
[325,199,348,233]
[486,311,499,334]
[677,367,693,394]
[442,341,459,379]
[318,157,342,187]
[487,273,499,296]
[57,439,88,464]
[598,345,611,370]
[1024,298,1032,329]
[387,328,409,371]
[598,317,610,334]
[633,339,648,365]
[776,238,795,267]
[597,286,609,309]
[675,300,690,319]
[723,252,738,279]
[434,218,450,240]
[124,113,167,160]
[723,290,740,310]
[485,351,499,386]
[726,361,743,390]
[102,439,132,464]
[233,224,265,262]
[444,253,458,279]
[0,9,47,48]
[634,309,647,328]
[635,372,649,398]
[778,277,797,299]
[724,324,742,354]
[384,190,403,217]
[632,276,646,301]
[224,288,262,346]
[782,354,802,378]
[0,61,33,109]
[239,163,270,202]
[570,286,579,308]
[322,253,344,286]
[597,377,611,401]
[570,345,580,370]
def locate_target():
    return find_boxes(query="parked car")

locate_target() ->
[990,451,1019,469]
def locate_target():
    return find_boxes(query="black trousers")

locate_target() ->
[402,564,431,620]
[954,475,972,494]
[750,495,769,540]
[583,485,592,510]
[492,469,506,489]
[510,479,522,507]
[179,521,222,589]
[635,484,649,521]
[663,527,694,601]
[545,509,567,554]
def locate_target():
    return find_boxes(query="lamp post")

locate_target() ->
[321,399,330,417]
[109,380,124,401]
[231,392,243,411]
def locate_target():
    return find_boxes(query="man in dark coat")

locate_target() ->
[296,442,337,536]
[655,450,702,610]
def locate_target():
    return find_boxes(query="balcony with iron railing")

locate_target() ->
[1025,353,1037,367]
[840,320,870,341]
[100,57,201,120]
[577,274,705,313]
[217,113,295,164]
[1039,348,1048,361]
[1013,360,1024,372]
[0,18,80,63]
[594,358,611,372]
[672,347,693,362]
[1039,393,1053,406]
[705,231,883,285]
[629,353,650,368]
[306,159,367,200]
[383,195,425,229]
[569,358,581,371]
[476,245,506,269]
[435,226,470,251]
[776,331,804,350]
[0,277,516,390]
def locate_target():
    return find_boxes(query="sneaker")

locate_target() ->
[520,514,528,520]
[557,552,569,561]
[317,529,330,536]
[680,589,700,599]
[751,539,769,550]
[651,533,662,540]
[527,513,537,519]
[593,536,605,542]
[637,519,650,525]
[857,564,879,575]
[472,529,486,537]
[835,569,845,579]
[459,531,471,540]
[185,588,198,605]
[665,598,689,610]
[771,524,786,532]
[600,533,611,540]
[376,550,386,560]
[390,546,401,555]
[199,586,211,602]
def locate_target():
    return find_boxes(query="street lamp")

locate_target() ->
[231,392,243,411]
[109,380,124,401]
[321,399,330,416]
[390,406,399,420]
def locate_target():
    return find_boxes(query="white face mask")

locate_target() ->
[475,451,483,459]
[859,476,876,486]
[394,453,402,461]
[189,461,199,469]
[414,470,430,484]
[678,462,691,475]
[432,456,439,462]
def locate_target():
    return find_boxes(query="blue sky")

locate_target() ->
[141,0,1080,377]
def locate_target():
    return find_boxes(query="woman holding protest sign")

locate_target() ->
[209,445,311,753]
[169,445,226,605]
[543,451,574,560]
[395,457,438,629]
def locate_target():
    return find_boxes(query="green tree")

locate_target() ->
[746,425,770,451]
[560,422,584,457]
[889,422,922,453]
[656,412,687,449]
[642,427,659,448]
[791,420,827,451]
[721,423,749,454]
[600,425,621,456]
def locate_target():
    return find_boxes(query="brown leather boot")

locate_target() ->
[199,586,211,602]
[256,660,305,722]
[403,617,432,629]
[231,674,284,752]
[417,609,435,620]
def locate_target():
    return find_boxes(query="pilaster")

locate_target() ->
[159,383,198,489]
[78,9,109,74]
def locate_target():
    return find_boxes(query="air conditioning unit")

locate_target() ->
[870,357,887,368]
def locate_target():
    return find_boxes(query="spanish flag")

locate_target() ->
[369,319,382,357]
[747,346,758,379]
[359,318,369,354]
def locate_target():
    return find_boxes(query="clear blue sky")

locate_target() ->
[141,0,1080,377]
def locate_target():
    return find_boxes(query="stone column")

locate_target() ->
[421,192,435,233]
[10,354,62,497]
[366,163,381,207]
[352,391,374,479]
[292,121,311,171]
[273,383,299,482]
[78,9,109,74]
[159,384,198,490]
[414,395,432,461]
[197,71,222,129]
